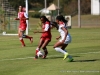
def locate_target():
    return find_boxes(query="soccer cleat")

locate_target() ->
[34,55,38,59]
[22,44,25,47]
[30,37,33,43]
[63,53,68,60]
[42,50,48,59]
[68,58,74,62]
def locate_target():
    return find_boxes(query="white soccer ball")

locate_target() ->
[37,51,44,57]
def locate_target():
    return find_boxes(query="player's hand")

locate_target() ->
[56,37,59,40]
[61,40,65,43]
[15,18,19,20]
[33,31,39,34]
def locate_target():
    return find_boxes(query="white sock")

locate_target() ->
[55,47,67,54]
[36,47,40,51]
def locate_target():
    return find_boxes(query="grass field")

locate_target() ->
[0,28,100,75]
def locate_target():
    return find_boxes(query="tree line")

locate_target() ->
[8,0,91,15]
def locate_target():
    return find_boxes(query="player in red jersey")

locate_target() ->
[34,16,52,59]
[15,6,33,47]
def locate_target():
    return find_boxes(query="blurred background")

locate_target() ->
[0,0,100,34]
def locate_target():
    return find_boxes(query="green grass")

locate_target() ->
[0,28,100,75]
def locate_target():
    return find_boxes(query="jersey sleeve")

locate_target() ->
[59,24,64,29]
[24,12,28,18]
[44,24,49,31]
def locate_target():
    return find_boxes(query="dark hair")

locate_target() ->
[56,15,68,26]
[51,21,58,30]
[40,16,49,22]
[60,15,68,24]
[56,16,62,21]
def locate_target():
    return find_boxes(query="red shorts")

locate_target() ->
[40,37,51,41]
[19,24,27,31]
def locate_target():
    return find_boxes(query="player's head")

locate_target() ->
[40,16,49,23]
[19,6,25,12]
[59,15,68,24]
[19,6,23,12]
[56,15,62,24]
[56,15,67,24]
[22,7,26,12]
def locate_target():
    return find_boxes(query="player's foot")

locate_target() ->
[63,53,68,60]
[68,58,74,62]
[22,44,25,47]
[30,37,33,43]
[34,55,38,59]
[42,51,48,59]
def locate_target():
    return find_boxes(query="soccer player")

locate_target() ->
[34,16,52,59]
[53,15,73,61]
[15,6,33,47]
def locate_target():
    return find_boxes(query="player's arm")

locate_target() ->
[34,24,49,33]
[56,36,61,40]
[15,18,19,20]
[61,27,68,42]
[15,13,20,20]
[24,12,29,20]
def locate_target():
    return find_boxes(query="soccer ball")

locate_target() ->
[37,51,44,57]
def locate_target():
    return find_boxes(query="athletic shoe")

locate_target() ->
[34,55,38,59]
[22,44,25,47]
[30,37,33,43]
[42,50,48,59]
[63,53,68,60]
[68,58,74,62]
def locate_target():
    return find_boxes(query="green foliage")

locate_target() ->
[8,0,91,15]
[29,11,41,18]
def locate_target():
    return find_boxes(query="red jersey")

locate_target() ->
[18,12,28,30]
[18,12,28,25]
[41,21,52,39]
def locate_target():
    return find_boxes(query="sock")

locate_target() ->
[35,47,40,55]
[54,47,67,54]
[19,38,25,46]
[25,35,32,39]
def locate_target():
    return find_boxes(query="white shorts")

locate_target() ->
[59,34,71,44]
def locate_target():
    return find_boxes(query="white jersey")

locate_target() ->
[18,12,28,18]
[58,22,71,44]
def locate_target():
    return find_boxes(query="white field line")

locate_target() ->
[0,51,100,61]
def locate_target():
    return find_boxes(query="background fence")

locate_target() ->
[0,0,18,34]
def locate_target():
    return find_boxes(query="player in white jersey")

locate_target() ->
[53,15,73,62]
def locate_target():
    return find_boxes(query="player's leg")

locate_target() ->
[53,41,68,60]
[22,34,33,43]
[41,40,51,59]
[61,44,73,62]
[18,28,25,47]
[21,25,33,43]
[34,38,44,59]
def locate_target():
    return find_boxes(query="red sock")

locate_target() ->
[25,35,32,39]
[20,39,25,46]
[35,50,39,55]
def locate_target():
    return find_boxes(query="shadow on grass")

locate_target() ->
[73,59,100,62]
[48,55,80,59]
[49,56,64,59]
